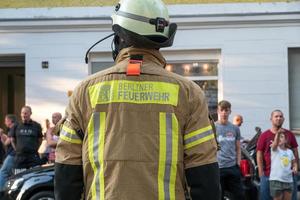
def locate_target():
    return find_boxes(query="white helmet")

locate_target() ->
[111,0,177,49]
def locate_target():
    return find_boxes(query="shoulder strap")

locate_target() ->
[208,114,220,151]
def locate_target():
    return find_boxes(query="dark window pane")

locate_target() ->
[193,80,218,115]
[91,62,114,74]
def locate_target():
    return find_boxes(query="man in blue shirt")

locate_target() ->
[0,114,17,191]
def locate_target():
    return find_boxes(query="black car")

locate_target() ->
[1,164,54,200]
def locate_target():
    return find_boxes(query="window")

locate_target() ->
[288,48,300,134]
[165,61,218,114]
[91,62,114,74]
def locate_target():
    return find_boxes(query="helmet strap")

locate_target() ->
[112,24,177,50]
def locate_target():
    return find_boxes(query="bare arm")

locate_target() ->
[0,130,12,146]
[292,159,298,174]
[3,135,12,146]
[271,132,279,151]
[46,127,57,148]
[0,129,5,145]
[257,150,264,177]
[292,148,299,167]
[236,140,241,166]
[11,137,16,151]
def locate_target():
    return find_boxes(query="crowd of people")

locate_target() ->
[216,100,298,200]
[0,103,297,200]
[0,106,61,191]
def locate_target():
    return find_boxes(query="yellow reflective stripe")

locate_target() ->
[184,134,215,150]
[62,125,76,135]
[59,125,82,144]
[158,112,179,200]
[169,114,178,200]
[184,125,214,150]
[87,115,97,200]
[99,112,106,200]
[184,125,212,140]
[88,80,179,108]
[87,112,106,200]
[158,113,166,200]
[60,134,82,144]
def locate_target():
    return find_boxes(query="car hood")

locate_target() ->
[10,164,54,181]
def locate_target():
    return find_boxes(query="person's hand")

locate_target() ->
[292,166,298,175]
[0,136,5,143]
[0,129,5,143]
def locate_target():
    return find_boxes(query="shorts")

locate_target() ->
[269,180,293,197]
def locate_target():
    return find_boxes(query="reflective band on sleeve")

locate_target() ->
[87,112,106,200]
[59,125,82,144]
[158,112,179,200]
[88,80,179,108]
[184,125,214,150]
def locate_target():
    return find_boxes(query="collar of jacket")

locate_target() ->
[115,47,166,68]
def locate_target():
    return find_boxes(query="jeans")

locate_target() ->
[259,175,272,200]
[292,174,297,200]
[220,165,244,200]
[0,155,15,191]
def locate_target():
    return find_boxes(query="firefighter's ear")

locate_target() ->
[53,117,66,136]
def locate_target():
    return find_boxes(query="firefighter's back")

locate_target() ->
[79,47,200,200]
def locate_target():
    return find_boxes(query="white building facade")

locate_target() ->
[0,2,299,139]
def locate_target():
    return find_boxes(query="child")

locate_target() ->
[269,130,298,200]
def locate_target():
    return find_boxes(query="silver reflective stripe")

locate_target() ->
[116,10,150,23]
[164,113,173,200]
[184,129,213,145]
[60,129,81,140]
[93,112,101,200]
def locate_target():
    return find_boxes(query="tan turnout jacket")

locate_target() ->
[56,47,217,200]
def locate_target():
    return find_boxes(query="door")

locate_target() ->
[0,55,25,129]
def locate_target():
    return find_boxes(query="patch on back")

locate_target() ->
[89,80,179,108]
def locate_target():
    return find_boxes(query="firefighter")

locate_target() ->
[54,0,220,199]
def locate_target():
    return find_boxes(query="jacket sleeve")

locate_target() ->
[185,162,220,200]
[54,86,85,200]
[184,83,218,168]
[183,83,219,199]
